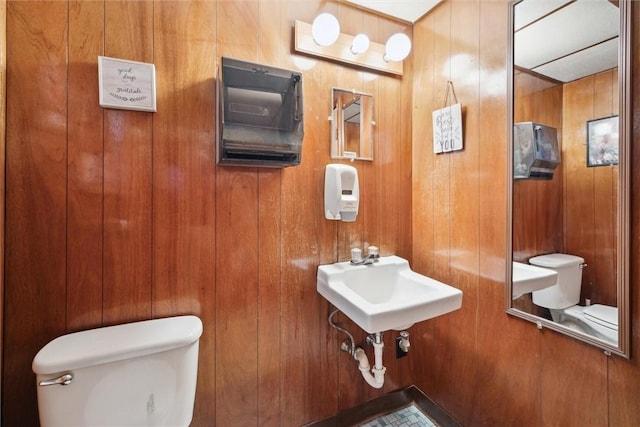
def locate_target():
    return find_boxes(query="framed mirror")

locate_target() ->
[506,0,630,357]
[330,88,374,161]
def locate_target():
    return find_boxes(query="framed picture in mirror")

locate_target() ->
[587,115,618,167]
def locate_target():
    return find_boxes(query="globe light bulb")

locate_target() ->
[350,34,370,55]
[312,13,340,47]
[383,33,411,62]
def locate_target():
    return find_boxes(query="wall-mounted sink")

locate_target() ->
[512,261,557,299]
[317,255,463,333]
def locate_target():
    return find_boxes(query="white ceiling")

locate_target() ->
[343,0,442,23]
[514,0,619,83]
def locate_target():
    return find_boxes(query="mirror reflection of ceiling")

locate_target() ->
[343,97,362,124]
[343,0,442,23]
[514,0,619,83]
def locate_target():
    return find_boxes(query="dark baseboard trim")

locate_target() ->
[304,385,461,427]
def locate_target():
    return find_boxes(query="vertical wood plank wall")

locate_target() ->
[2,1,412,425]
[412,1,640,426]
[0,0,6,416]
[4,0,640,426]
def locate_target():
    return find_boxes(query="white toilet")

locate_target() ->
[32,315,203,427]
[530,253,618,345]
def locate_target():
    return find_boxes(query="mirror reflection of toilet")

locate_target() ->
[32,315,203,427]
[529,253,618,345]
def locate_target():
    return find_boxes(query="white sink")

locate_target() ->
[317,255,463,333]
[512,261,557,299]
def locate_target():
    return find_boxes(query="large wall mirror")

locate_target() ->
[330,88,374,161]
[506,0,630,357]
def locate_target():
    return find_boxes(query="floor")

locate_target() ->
[359,404,438,427]
[303,385,460,427]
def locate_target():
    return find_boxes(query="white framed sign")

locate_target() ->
[432,103,463,153]
[98,56,156,112]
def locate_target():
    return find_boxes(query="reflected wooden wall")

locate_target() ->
[512,68,618,307]
[562,70,618,307]
[2,1,413,425]
[512,71,564,263]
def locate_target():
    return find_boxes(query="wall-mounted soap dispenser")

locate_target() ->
[324,164,359,222]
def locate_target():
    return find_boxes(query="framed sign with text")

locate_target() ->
[98,56,157,112]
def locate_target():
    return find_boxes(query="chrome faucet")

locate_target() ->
[350,246,380,265]
[350,253,379,265]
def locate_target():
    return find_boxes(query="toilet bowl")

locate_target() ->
[32,315,203,427]
[556,304,618,345]
[529,253,618,345]
[582,304,618,344]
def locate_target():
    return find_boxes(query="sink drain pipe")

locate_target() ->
[354,333,386,388]
[328,309,386,389]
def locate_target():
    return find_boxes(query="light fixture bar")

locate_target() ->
[294,20,403,76]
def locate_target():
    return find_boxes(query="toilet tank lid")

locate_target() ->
[528,253,584,268]
[32,315,203,375]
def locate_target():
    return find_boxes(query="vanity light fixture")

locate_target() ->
[294,18,407,75]
[350,34,370,55]
[383,33,412,62]
[311,13,340,47]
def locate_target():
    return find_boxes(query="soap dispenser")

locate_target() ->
[324,164,359,222]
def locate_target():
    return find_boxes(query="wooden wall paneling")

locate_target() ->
[473,2,542,424]
[437,1,482,422]
[279,66,324,426]
[563,77,596,301]
[330,4,370,412]
[512,76,564,263]
[335,8,366,266]
[256,2,284,425]
[398,54,413,262]
[215,168,259,426]
[216,0,258,58]
[257,167,283,427]
[535,87,564,255]
[417,1,475,418]
[410,6,436,277]
[102,1,153,325]
[375,19,411,261]
[0,0,5,414]
[389,17,414,392]
[591,70,617,306]
[430,1,452,286]
[214,1,260,424]
[298,0,344,421]
[152,1,217,424]
[609,7,640,420]
[67,0,104,332]
[278,1,329,424]
[4,2,69,425]
[410,0,451,408]
[540,332,608,424]
[607,61,619,299]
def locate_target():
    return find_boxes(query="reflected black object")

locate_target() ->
[513,122,560,180]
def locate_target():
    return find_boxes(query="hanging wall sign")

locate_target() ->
[432,81,463,153]
[98,56,157,112]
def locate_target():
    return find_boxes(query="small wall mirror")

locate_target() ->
[506,0,630,357]
[330,88,374,161]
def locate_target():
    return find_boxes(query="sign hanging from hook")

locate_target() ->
[432,81,463,154]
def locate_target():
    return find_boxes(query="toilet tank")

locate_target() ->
[530,253,584,309]
[32,315,203,427]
